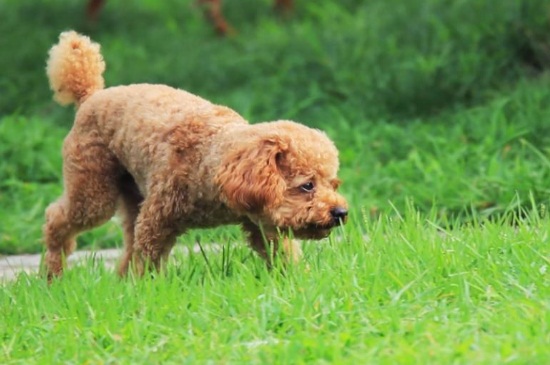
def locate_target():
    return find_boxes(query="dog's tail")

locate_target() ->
[46,31,105,106]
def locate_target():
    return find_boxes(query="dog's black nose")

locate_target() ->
[330,207,348,224]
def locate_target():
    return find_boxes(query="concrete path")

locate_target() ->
[0,248,121,281]
[0,245,215,282]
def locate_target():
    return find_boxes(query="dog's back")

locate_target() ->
[75,83,246,189]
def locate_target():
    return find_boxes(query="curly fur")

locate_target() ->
[43,31,348,279]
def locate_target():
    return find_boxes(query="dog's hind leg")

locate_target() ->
[43,135,120,280]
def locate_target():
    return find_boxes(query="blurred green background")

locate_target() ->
[2,0,550,254]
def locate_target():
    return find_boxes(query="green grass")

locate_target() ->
[2,0,550,362]
[2,207,549,363]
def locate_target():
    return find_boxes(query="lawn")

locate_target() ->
[2,209,549,364]
[1,0,550,363]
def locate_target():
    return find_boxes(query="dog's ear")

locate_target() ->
[216,138,288,213]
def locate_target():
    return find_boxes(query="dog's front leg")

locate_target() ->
[280,236,302,264]
[126,199,181,276]
[242,221,302,268]
[131,222,178,276]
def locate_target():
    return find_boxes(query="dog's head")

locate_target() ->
[216,121,348,239]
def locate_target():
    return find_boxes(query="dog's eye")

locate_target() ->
[300,182,315,192]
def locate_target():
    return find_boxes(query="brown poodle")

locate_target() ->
[43,31,348,279]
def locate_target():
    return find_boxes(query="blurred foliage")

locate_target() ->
[1,0,550,121]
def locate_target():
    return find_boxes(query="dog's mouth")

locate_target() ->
[296,228,331,239]
[307,215,347,231]
[264,212,347,240]
[290,220,344,240]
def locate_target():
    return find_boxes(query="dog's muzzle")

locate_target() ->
[305,206,348,232]
[330,206,348,226]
